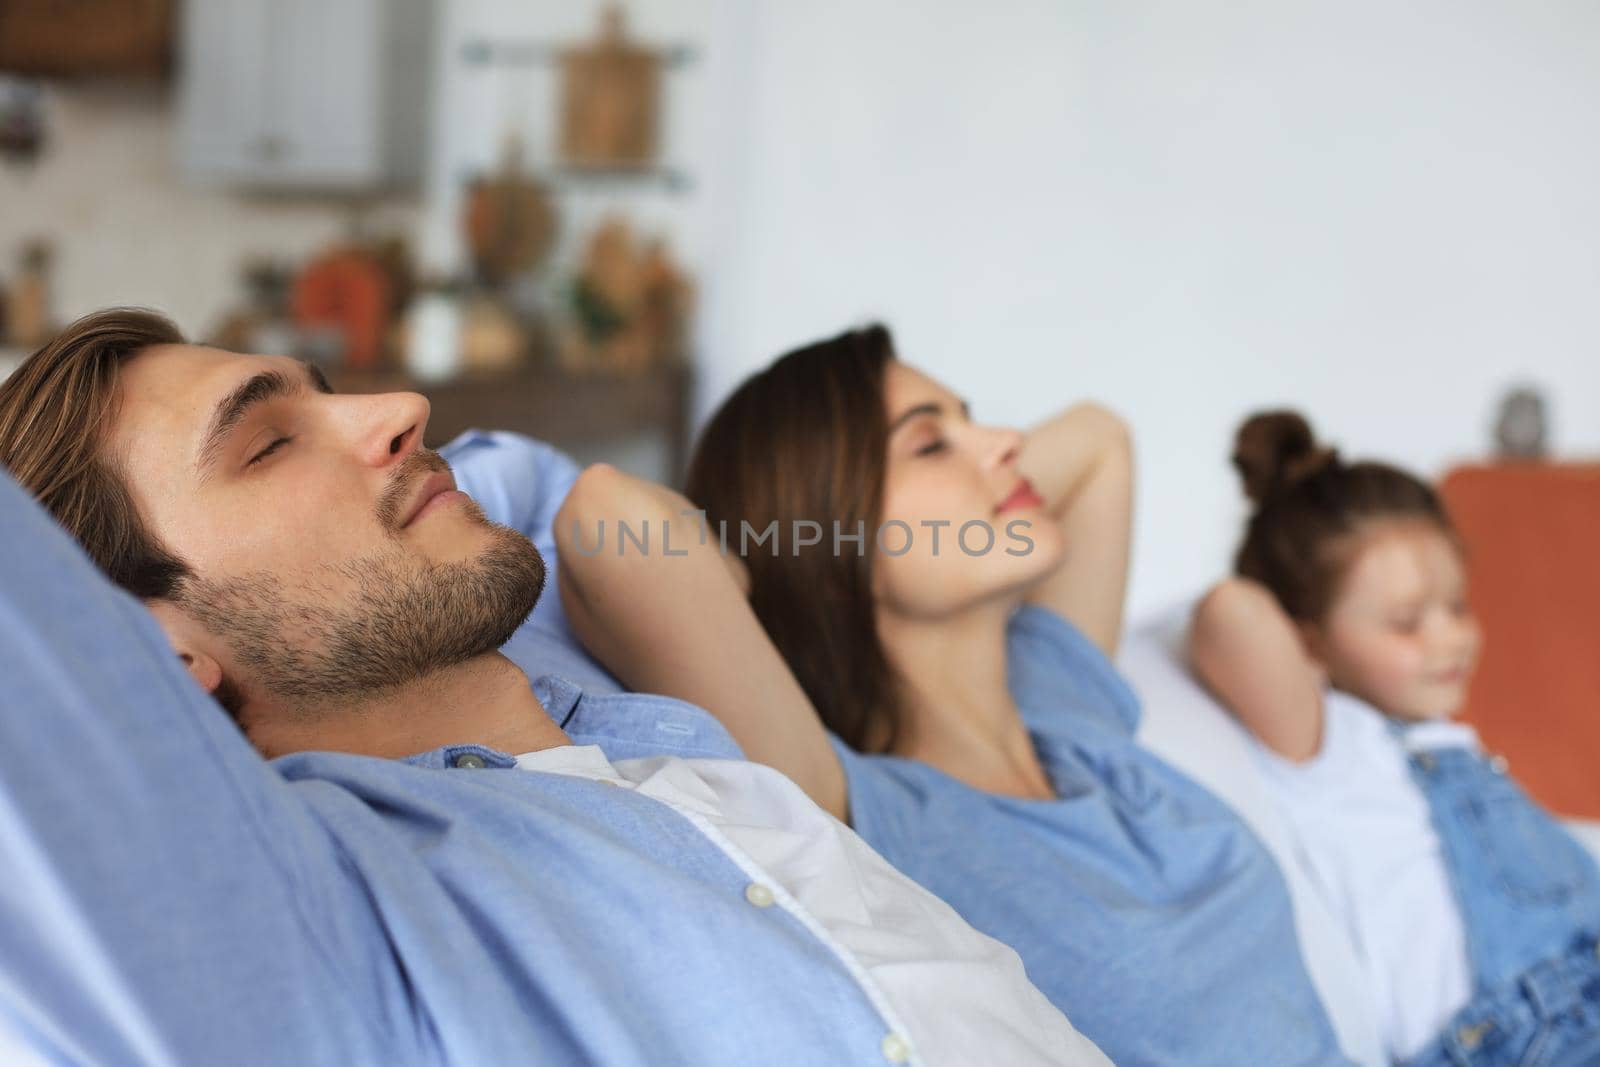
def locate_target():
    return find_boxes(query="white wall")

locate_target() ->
[705,0,1600,620]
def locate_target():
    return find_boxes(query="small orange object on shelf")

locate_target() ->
[291,247,391,370]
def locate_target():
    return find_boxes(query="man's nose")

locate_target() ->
[352,391,430,469]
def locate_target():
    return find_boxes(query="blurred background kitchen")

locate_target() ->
[3,0,1600,626]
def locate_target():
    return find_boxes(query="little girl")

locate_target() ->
[1190,410,1600,1067]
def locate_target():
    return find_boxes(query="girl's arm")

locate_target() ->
[1019,403,1135,657]
[555,464,849,821]
[1187,577,1326,762]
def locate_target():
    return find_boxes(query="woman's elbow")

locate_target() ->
[554,463,634,573]
[1073,401,1132,454]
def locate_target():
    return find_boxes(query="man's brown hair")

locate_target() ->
[0,307,193,598]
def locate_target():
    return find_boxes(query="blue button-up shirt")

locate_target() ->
[0,463,926,1065]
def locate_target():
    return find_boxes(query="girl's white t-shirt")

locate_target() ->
[1253,691,1476,1062]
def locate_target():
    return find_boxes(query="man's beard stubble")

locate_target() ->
[177,452,546,714]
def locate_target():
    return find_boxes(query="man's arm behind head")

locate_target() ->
[0,469,377,1065]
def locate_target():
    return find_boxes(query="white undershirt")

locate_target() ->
[515,744,1110,1067]
[1254,692,1476,1062]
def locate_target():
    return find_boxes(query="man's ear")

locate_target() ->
[143,599,225,697]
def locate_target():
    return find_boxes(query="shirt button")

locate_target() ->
[452,753,488,769]
[743,882,776,908]
[1456,1022,1489,1050]
[1488,754,1509,774]
[881,1032,912,1063]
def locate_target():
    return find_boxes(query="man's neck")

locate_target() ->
[245,652,571,760]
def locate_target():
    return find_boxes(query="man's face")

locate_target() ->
[110,344,545,721]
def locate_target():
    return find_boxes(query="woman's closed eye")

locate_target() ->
[914,437,948,457]
[248,435,294,467]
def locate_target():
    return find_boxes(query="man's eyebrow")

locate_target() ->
[888,398,971,434]
[195,360,333,482]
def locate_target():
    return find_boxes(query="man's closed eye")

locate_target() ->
[248,436,294,467]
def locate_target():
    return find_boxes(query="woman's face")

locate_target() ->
[1312,521,1481,721]
[872,362,1065,621]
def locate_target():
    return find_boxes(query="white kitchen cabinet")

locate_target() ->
[180,0,434,190]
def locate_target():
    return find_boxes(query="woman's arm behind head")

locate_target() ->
[1018,402,1135,657]
[555,464,848,821]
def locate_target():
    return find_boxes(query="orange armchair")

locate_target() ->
[1441,463,1600,819]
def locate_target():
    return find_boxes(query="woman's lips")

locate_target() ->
[997,481,1045,514]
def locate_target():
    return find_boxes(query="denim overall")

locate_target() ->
[1399,736,1600,1067]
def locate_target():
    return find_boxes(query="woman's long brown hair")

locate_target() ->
[686,324,906,753]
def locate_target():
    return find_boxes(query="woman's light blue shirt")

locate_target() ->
[832,605,1354,1067]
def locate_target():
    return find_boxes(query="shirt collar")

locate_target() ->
[399,673,743,768]
[532,673,586,727]
[395,675,584,769]
[400,743,518,771]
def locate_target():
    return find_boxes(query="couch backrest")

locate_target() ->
[1118,606,1385,1067]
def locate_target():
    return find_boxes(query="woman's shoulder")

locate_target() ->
[1006,604,1142,738]
[826,733,959,858]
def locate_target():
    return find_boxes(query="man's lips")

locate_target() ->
[997,480,1045,515]
[400,471,463,528]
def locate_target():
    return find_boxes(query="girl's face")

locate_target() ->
[872,362,1065,621]
[1310,521,1481,721]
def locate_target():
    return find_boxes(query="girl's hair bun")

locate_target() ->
[1232,410,1337,505]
